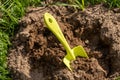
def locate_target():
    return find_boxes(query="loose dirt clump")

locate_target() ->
[8,4,120,80]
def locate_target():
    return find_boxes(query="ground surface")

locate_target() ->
[8,4,120,80]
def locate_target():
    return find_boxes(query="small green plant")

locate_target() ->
[44,13,88,70]
[68,0,85,10]
[55,0,85,10]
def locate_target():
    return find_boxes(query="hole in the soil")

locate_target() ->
[43,28,51,36]
[33,42,41,49]
[48,18,52,23]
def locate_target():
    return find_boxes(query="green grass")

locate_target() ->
[0,0,120,79]
[0,31,11,80]
[89,0,120,8]
[66,0,120,10]
[0,0,42,35]
[0,0,42,79]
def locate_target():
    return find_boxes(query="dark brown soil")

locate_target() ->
[8,4,120,80]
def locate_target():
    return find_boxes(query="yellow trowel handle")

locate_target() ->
[44,13,75,59]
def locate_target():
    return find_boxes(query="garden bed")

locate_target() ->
[8,4,120,80]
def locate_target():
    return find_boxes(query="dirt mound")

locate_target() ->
[8,4,120,80]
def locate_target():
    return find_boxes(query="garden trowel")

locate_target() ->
[44,13,88,71]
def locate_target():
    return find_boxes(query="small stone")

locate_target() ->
[85,40,89,44]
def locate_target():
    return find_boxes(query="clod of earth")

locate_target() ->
[8,5,120,80]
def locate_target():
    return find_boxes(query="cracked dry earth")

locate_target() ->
[8,4,120,80]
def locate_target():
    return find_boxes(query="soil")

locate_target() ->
[8,4,120,80]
